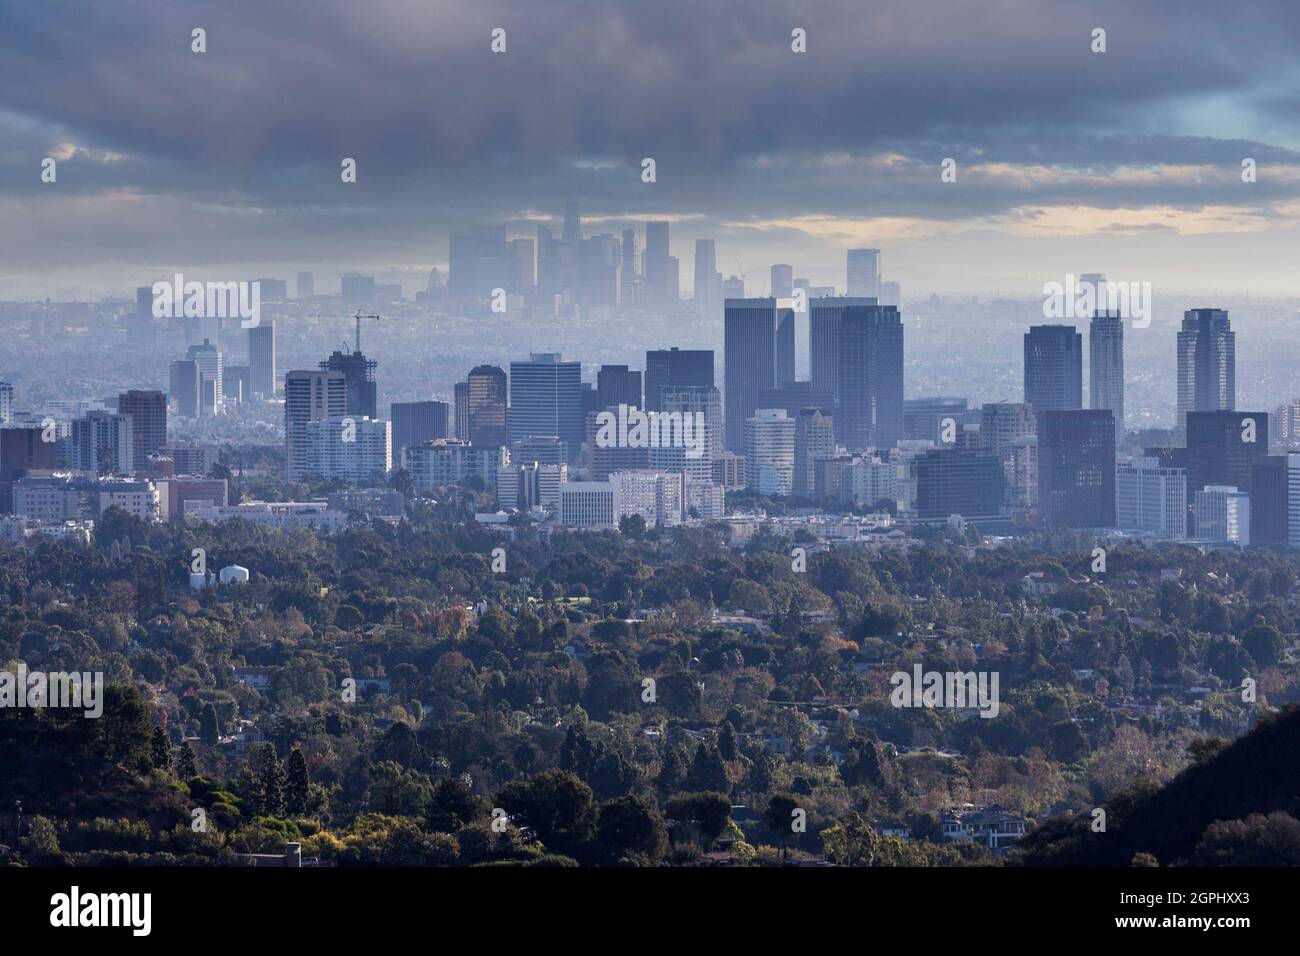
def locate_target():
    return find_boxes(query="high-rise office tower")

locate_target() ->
[1038,409,1116,528]
[0,423,58,481]
[650,385,723,483]
[810,297,876,401]
[620,228,638,307]
[320,348,378,420]
[249,320,276,399]
[185,340,223,415]
[846,248,881,298]
[880,281,901,307]
[836,303,904,452]
[169,360,199,418]
[1089,311,1124,442]
[694,239,717,316]
[118,390,167,468]
[1116,456,1187,538]
[744,408,795,496]
[776,306,796,388]
[284,370,347,481]
[297,271,314,299]
[1177,308,1235,429]
[304,416,391,483]
[1024,325,1083,421]
[0,382,12,424]
[390,401,450,458]
[453,381,470,440]
[466,365,508,448]
[912,448,1006,521]
[224,365,250,405]
[340,273,376,306]
[1194,486,1250,545]
[725,299,779,452]
[794,407,835,498]
[1250,455,1289,545]
[644,348,714,412]
[510,434,568,467]
[981,401,1036,506]
[1185,410,1268,533]
[771,264,794,299]
[70,410,134,476]
[509,353,583,460]
[596,365,642,411]
[643,221,677,306]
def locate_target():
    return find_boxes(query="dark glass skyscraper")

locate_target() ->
[836,303,904,452]
[319,349,377,420]
[913,448,1005,520]
[1089,312,1124,442]
[1185,410,1268,534]
[724,298,778,452]
[809,296,875,401]
[1177,308,1235,429]
[466,365,508,448]
[1039,409,1116,527]
[391,401,449,458]
[644,348,714,412]
[508,353,583,461]
[1024,325,1083,421]
[595,365,642,410]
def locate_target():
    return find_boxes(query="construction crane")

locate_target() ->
[351,310,380,353]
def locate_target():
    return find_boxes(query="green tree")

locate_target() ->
[596,795,668,864]
[255,743,288,817]
[687,742,729,794]
[285,748,310,815]
[495,769,596,858]
[663,792,732,849]
[177,740,198,778]
[199,702,221,745]
[151,726,173,772]
[764,793,801,857]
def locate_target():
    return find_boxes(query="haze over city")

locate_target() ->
[4,0,1300,299]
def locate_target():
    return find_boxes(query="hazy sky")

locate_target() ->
[3,0,1300,300]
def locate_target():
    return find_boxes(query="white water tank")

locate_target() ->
[219,565,250,584]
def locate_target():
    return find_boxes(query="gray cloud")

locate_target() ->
[2,0,1299,291]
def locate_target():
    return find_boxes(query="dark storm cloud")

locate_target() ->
[1,0,1298,277]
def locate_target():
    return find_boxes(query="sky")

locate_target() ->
[2,0,1300,300]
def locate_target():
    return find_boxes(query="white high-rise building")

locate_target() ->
[744,408,795,497]
[1194,485,1250,545]
[403,439,507,491]
[304,416,391,482]
[611,469,686,528]
[1288,454,1300,546]
[1116,456,1187,539]
[70,410,134,475]
[186,339,223,415]
[558,481,619,530]
[497,461,567,510]
[650,385,721,482]
[846,248,881,299]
